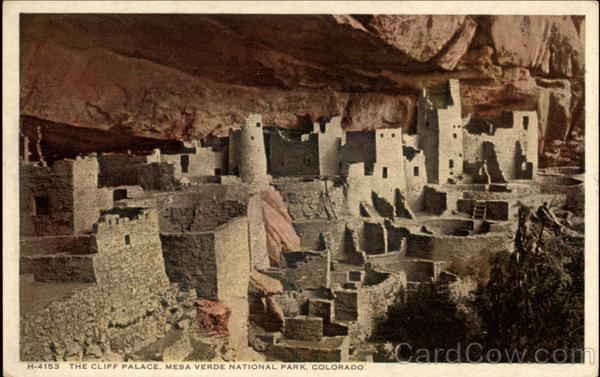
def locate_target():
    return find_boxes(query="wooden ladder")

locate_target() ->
[472,202,487,220]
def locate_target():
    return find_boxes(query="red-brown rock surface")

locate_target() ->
[20,15,585,167]
[248,270,285,332]
[249,270,283,296]
[196,299,231,338]
[260,187,302,267]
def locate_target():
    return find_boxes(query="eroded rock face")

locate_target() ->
[20,15,585,167]
[260,187,302,267]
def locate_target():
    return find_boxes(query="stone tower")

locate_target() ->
[239,113,268,185]
[416,79,464,184]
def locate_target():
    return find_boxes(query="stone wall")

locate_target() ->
[247,194,269,269]
[281,250,330,290]
[213,218,251,348]
[269,130,320,177]
[344,165,407,218]
[363,221,387,255]
[72,157,101,234]
[160,148,225,178]
[98,154,153,187]
[456,199,510,220]
[20,157,101,237]
[237,114,269,185]
[92,207,170,292]
[423,186,447,215]
[292,219,347,260]
[20,161,73,236]
[435,81,464,184]
[354,272,406,341]
[187,182,252,200]
[403,146,428,212]
[332,272,406,342]
[21,255,96,282]
[367,254,441,282]
[463,111,538,181]
[314,116,344,177]
[156,192,247,233]
[416,80,463,184]
[374,128,407,196]
[284,316,323,341]
[20,207,186,362]
[20,235,97,257]
[160,232,217,296]
[97,185,145,210]
[416,94,440,184]
[135,162,177,191]
[156,190,267,269]
[274,179,348,221]
[160,218,250,348]
[339,131,375,167]
[20,282,195,361]
[406,232,512,276]
[98,152,177,191]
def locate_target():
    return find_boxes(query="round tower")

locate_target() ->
[239,113,268,185]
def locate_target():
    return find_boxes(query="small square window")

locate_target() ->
[256,122,261,128]
[214,168,222,176]
[113,189,127,201]
[391,133,395,138]
[124,234,131,245]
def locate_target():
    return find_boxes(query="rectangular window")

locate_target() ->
[449,159,454,169]
[124,234,131,245]
[180,155,190,173]
[256,122,261,128]
[523,116,529,130]
[113,189,127,201]
[413,166,419,176]
[382,167,388,179]
[33,196,49,216]
[453,133,457,139]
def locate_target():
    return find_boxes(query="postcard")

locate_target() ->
[3,1,598,376]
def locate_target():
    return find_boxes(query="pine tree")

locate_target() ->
[478,204,584,362]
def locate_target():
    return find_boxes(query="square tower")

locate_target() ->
[417,79,464,184]
[20,156,100,236]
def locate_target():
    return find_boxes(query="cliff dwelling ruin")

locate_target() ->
[19,78,585,362]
